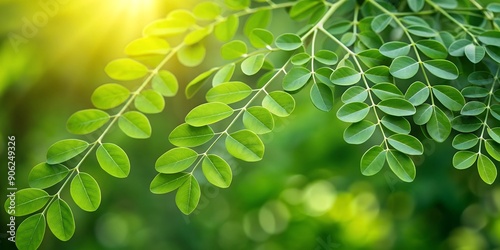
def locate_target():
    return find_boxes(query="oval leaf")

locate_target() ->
[175,175,201,215]
[47,139,89,165]
[134,89,165,114]
[150,172,190,194]
[91,83,130,109]
[243,106,274,134]
[262,91,295,117]
[4,188,50,217]
[105,58,149,81]
[96,143,130,178]
[28,163,69,189]
[202,154,232,188]
[225,130,265,162]
[70,172,101,212]
[185,102,234,127]
[206,81,252,104]
[387,134,424,155]
[169,123,215,147]
[156,147,198,174]
[377,98,416,116]
[47,198,75,241]
[66,109,110,135]
[118,111,152,139]
[360,146,386,176]
[386,149,416,182]
[343,120,377,145]
[16,214,46,250]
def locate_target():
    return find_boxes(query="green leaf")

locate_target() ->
[193,2,221,20]
[358,32,384,48]
[387,134,424,155]
[225,130,265,162]
[134,89,165,114]
[371,83,403,100]
[426,106,451,142]
[408,0,425,12]
[310,83,334,112]
[202,154,232,188]
[486,46,500,63]
[241,54,266,75]
[213,64,235,87]
[341,32,356,46]
[413,103,433,125]
[150,172,190,194]
[96,143,130,178]
[4,188,49,216]
[275,33,302,51]
[249,28,274,48]
[415,40,448,59]
[28,163,69,189]
[371,14,392,33]
[70,172,101,212]
[389,56,419,79]
[434,0,457,9]
[91,83,130,109]
[462,86,489,98]
[156,147,198,174]
[405,81,429,106]
[291,53,311,65]
[488,128,500,144]
[448,39,472,56]
[485,139,500,161]
[152,70,178,97]
[177,43,206,67]
[330,67,361,86]
[453,151,477,170]
[461,101,486,116]
[16,214,45,250]
[224,0,250,10]
[315,67,334,86]
[215,15,239,42]
[365,66,391,83]
[244,9,271,36]
[262,91,295,117]
[143,18,190,37]
[343,120,377,145]
[357,49,388,68]
[386,149,416,182]
[377,98,416,116]
[432,85,465,111]
[379,41,410,58]
[452,134,479,150]
[290,0,321,20]
[104,58,149,81]
[47,139,89,164]
[185,68,217,99]
[360,146,386,176]
[221,40,248,60]
[478,31,500,46]
[169,123,214,147]
[243,106,274,134]
[125,37,170,56]
[407,25,437,37]
[468,71,494,86]
[337,102,370,123]
[381,116,411,134]
[175,175,201,215]
[66,109,110,135]
[342,86,368,103]
[463,44,486,63]
[206,81,252,104]
[283,67,311,91]
[490,105,500,121]
[477,154,497,184]
[185,102,234,127]
[118,111,152,139]
[314,50,338,65]
[487,3,500,12]
[47,198,75,241]
[402,16,430,27]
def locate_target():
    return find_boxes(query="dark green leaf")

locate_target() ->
[330,67,361,86]
[342,86,368,104]
[405,81,429,106]
[413,103,433,125]
[371,14,392,33]
[478,31,500,46]
[381,116,411,134]
[337,102,370,123]
[462,86,489,98]
[407,25,437,37]
[377,98,416,116]
[408,0,425,12]
[468,71,494,86]
[379,41,410,58]
[432,85,465,111]
[448,39,472,56]
[461,101,486,116]
[464,44,486,63]
[343,120,377,144]
[371,83,403,100]
[452,133,479,150]
[386,150,416,182]
[423,59,459,80]
[310,83,334,112]
[365,66,391,83]
[415,40,448,59]
[389,56,419,79]
[453,151,477,169]
[360,146,386,176]
[488,128,500,144]
[387,134,424,155]
[426,106,451,142]
[451,116,482,133]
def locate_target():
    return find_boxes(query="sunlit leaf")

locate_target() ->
[118,111,152,139]
[453,151,477,170]
[96,143,130,178]
[156,147,198,174]
[105,58,149,81]
[4,188,49,217]
[175,175,201,215]
[28,163,69,189]
[169,123,214,147]
[47,198,75,241]
[91,83,130,109]
[66,109,109,135]
[70,172,101,212]
[262,91,295,117]
[185,102,234,127]
[343,120,377,144]
[386,149,416,182]
[243,106,275,134]
[202,154,232,188]
[16,214,45,250]
[150,172,190,194]
[47,139,89,165]
[226,130,265,162]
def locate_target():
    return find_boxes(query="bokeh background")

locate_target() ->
[1,0,500,249]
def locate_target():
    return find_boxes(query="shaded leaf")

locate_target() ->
[343,120,377,144]
[386,149,416,182]
[360,146,386,176]
[452,134,479,150]
[389,56,419,79]
[337,102,370,123]
[432,85,465,111]
[377,98,416,116]
[388,134,424,155]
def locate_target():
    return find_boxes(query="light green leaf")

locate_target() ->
[343,120,376,145]
[413,103,433,125]
[485,139,500,161]
[408,0,425,12]
[224,0,250,10]
[243,106,274,134]
[213,64,235,87]
[175,175,201,215]
[386,149,416,182]
[156,147,198,174]
[275,33,302,51]
[426,106,451,142]
[91,83,130,109]
[310,83,334,112]
[244,9,271,36]
[448,39,472,56]
[66,109,109,135]
[152,70,178,97]
[432,85,465,111]
[371,14,392,33]
[118,111,152,139]
[47,198,75,241]
[453,151,477,170]
[315,67,334,85]
[405,81,429,106]
[342,86,368,103]
[461,101,486,116]
[202,154,232,188]
[381,116,411,134]
[379,41,410,58]
[143,18,190,37]
[215,15,238,42]
[134,89,165,114]
[193,2,221,20]
[326,20,353,35]
[290,0,321,20]
[488,128,500,144]
[330,67,361,86]
[169,123,214,147]
[283,67,311,91]
[314,50,338,65]
[262,91,295,117]
[105,58,149,81]
[387,134,424,155]
[365,66,391,83]
[241,54,266,75]
[47,139,89,164]
[337,102,370,123]
[452,133,479,150]
[423,59,459,80]
[150,172,190,194]
[249,28,274,48]
[407,25,436,37]
[206,81,252,104]
[371,83,403,100]
[389,56,419,79]
[357,49,387,67]
[28,163,69,189]
[4,188,49,217]
[377,98,416,116]
[478,31,500,46]
[96,143,130,178]
[487,3,500,12]
[477,154,497,184]
[70,172,101,212]
[177,43,206,67]
[185,102,234,127]
[221,40,248,60]
[360,146,386,176]
[125,37,170,56]
[16,214,45,250]
[186,68,217,98]
[291,53,311,65]
[225,130,265,162]
[415,40,448,59]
